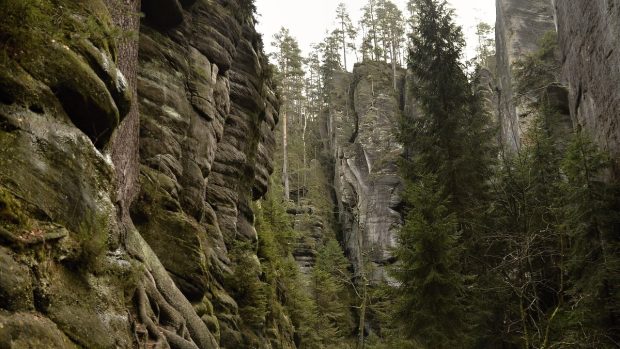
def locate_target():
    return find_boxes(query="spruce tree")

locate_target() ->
[561,132,620,346]
[392,175,466,348]
[394,0,495,346]
[404,0,494,220]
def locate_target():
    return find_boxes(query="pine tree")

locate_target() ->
[271,28,305,201]
[335,3,357,70]
[473,22,495,71]
[360,0,381,61]
[375,0,405,88]
[317,30,343,102]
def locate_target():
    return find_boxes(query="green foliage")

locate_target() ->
[311,239,355,343]
[559,132,620,346]
[513,30,560,106]
[0,187,28,227]
[271,27,305,111]
[404,0,494,218]
[485,108,565,348]
[477,32,619,346]
[473,22,496,72]
[396,3,496,344]
[0,0,126,66]
[360,0,405,64]
[238,0,257,17]
[392,175,466,348]
[0,0,57,64]
[334,2,357,68]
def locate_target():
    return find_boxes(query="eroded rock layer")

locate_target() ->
[324,62,404,281]
[0,0,281,348]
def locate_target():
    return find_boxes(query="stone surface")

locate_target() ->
[0,0,281,348]
[495,0,556,151]
[0,311,79,349]
[133,1,283,347]
[325,62,404,281]
[554,0,620,175]
[0,247,33,312]
[0,1,136,346]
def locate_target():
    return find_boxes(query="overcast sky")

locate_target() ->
[255,0,496,67]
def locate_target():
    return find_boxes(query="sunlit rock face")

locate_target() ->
[325,62,404,281]
[495,0,556,151]
[554,0,620,176]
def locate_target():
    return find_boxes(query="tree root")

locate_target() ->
[134,269,200,349]
[126,227,218,349]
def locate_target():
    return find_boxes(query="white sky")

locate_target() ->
[256,0,496,67]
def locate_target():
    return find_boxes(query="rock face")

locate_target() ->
[324,62,404,281]
[133,2,281,345]
[0,0,282,348]
[553,0,620,175]
[495,0,620,172]
[495,0,556,151]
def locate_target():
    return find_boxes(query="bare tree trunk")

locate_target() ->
[370,2,378,61]
[357,273,367,349]
[341,20,347,70]
[391,37,397,91]
[282,103,290,201]
[302,111,307,188]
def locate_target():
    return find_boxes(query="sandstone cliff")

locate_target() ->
[0,1,285,348]
[495,0,556,151]
[494,0,620,171]
[324,62,404,281]
[553,0,620,176]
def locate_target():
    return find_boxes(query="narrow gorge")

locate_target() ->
[0,0,618,348]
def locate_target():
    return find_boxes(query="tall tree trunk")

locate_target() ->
[358,281,367,349]
[302,111,307,188]
[370,3,378,61]
[282,103,290,201]
[391,36,397,90]
[341,20,347,70]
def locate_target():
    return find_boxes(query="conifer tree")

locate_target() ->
[335,3,357,70]
[394,0,495,346]
[361,0,381,61]
[404,0,494,219]
[271,28,305,201]
[392,175,466,348]
[311,239,355,345]
[375,0,405,88]
[474,22,495,70]
[561,132,620,346]
[317,30,343,102]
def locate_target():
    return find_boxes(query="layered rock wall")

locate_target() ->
[325,62,404,281]
[0,0,282,348]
